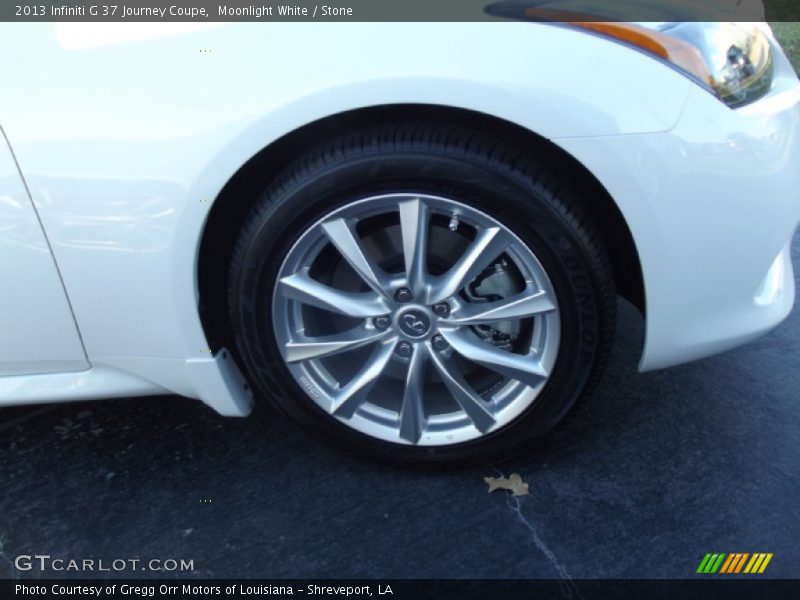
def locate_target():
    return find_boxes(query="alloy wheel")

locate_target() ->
[272,193,561,445]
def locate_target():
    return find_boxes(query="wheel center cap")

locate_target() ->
[397,308,432,338]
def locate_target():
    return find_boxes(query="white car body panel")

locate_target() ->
[558,48,800,368]
[0,351,252,416]
[0,22,797,413]
[0,128,88,376]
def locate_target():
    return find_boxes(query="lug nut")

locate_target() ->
[395,341,413,358]
[394,287,413,303]
[431,335,449,352]
[433,303,450,317]
[374,316,391,330]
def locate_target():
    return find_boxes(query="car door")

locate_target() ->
[0,127,89,376]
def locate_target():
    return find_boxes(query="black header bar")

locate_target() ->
[2,1,798,23]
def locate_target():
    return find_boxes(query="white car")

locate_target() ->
[0,21,798,467]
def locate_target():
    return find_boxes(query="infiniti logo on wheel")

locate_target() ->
[399,310,431,337]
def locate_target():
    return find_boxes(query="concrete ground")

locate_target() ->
[0,234,797,582]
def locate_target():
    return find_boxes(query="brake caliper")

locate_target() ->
[464,258,523,352]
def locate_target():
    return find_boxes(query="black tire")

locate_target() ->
[228,122,616,469]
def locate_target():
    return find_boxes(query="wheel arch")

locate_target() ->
[197,104,644,352]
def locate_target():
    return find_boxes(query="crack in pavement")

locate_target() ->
[505,494,584,600]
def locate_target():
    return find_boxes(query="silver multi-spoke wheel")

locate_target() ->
[230,125,615,465]
[272,193,561,446]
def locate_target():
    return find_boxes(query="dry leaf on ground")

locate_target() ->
[483,472,530,496]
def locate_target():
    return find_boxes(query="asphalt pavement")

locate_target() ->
[1,233,798,582]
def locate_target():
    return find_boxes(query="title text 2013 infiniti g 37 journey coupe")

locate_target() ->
[0,21,798,467]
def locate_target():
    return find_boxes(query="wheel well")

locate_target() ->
[198,104,644,351]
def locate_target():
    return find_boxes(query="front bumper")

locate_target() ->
[556,40,800,371]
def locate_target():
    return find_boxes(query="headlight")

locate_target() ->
[571,22,774,108]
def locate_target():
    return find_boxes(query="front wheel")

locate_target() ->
[228,123,616,468]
